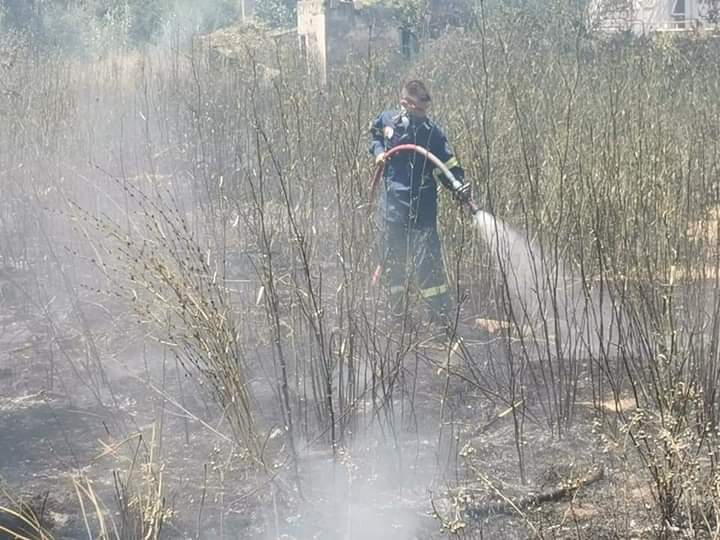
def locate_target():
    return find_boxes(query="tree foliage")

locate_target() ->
[0,0,241,50]
[254,0,296,29]
[366,0,430,33]
[365,0,477,42]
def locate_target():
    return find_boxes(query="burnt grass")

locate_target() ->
[0,266,664,540]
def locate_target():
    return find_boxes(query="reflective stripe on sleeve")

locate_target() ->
[433,157,460,179]
[419,284,449,298]
[444,157,460,169]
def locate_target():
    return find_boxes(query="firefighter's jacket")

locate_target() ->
[370,109,465,229]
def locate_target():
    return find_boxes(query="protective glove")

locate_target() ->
[453,181,472,204]
[375,152,386,165]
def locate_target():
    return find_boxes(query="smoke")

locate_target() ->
[474,210,623,357]
[268,435,439,540]
[0,0,241,56]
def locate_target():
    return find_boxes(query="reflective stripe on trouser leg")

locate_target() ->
[419,284,449,299]
[420,284,451,321]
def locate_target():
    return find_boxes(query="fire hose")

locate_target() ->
[369,143,480,285]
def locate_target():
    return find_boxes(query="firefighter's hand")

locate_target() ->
[453,182,472,203]
[375,152,386,165]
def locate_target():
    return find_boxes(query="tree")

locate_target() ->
[254,0,296,28]
[1,0,45,38]
[700,0,720,24]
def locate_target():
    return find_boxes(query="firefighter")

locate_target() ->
[370,80,471,326]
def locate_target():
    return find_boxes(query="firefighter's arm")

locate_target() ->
[432,133,470,202]
[369,115,387,164]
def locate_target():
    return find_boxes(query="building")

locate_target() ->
[297,0,396,84]
[297,0,470,84]
[204,1,471,85]
[590,0,718,34]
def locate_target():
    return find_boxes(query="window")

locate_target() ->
[671,0,687,28]
[672,0,686,16]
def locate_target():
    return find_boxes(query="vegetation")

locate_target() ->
[254,0,296,28]
[0,0,294,51]
[2,0,720,538]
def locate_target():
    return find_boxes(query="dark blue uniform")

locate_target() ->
[370,109,465,321]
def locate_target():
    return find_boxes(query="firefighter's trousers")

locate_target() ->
[379,222,451,322]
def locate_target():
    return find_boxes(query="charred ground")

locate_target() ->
[2,4,720,540]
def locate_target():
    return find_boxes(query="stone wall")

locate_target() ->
[298,0,403,83]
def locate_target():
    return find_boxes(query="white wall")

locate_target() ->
[298,1,328,83]
[590,0,712,34]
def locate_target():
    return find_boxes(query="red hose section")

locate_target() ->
[368,144,479,286]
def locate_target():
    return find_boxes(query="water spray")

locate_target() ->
[368,145,620,356]
[368,144,543,283]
